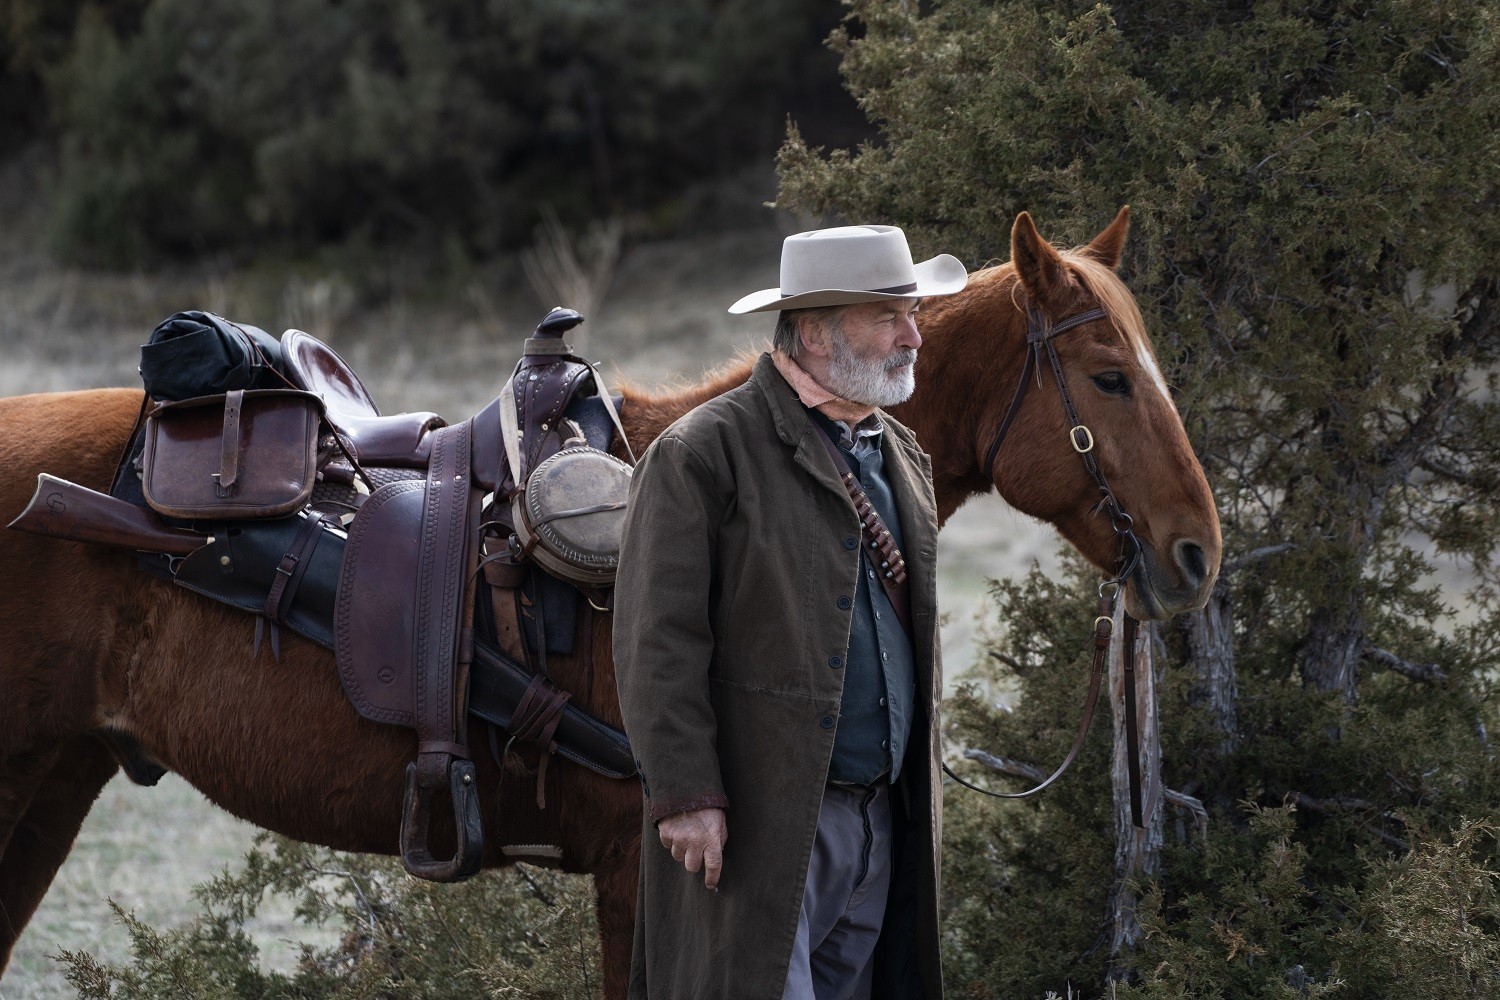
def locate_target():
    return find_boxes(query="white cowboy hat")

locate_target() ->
[727,225,969,315]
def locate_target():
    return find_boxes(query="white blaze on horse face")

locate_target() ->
[1136,341,1171,402]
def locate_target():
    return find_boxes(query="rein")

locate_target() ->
[944,305,1148,828]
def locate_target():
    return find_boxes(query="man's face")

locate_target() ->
[821,298,922,407]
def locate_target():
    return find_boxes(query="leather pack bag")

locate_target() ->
[142,389,324,519]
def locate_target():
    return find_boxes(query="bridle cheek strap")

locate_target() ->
[955,303,1148,829]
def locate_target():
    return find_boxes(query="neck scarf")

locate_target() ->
[770,348,878,426]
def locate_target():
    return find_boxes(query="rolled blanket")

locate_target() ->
[139,311,285,401]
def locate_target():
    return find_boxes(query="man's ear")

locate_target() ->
[798,312,834,360]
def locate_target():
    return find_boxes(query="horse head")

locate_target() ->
[894,207,1221,621]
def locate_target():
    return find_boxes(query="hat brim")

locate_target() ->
[727,253,969,315]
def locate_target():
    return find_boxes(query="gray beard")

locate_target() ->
[826,331,917,407]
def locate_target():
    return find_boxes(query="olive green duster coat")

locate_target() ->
[613,354,943,999]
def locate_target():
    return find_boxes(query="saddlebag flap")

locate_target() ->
[142,389,324,519]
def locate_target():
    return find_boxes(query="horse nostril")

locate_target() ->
[1174,539,1208,588]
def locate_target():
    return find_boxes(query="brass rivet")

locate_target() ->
[462,773,473,785]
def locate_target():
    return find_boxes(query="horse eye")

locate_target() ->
[1092,372,1129,395]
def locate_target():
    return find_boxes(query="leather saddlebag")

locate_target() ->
[142,389,324,519]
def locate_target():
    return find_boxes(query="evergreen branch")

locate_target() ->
[1363,646,1449,686]
[1285,792,1409,851]
[1377,277,1500,493]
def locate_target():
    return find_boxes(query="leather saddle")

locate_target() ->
[107,306,638,882]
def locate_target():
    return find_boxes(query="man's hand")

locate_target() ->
[657,807,728,889]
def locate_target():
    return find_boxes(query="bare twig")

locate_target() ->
[986,650,1025,673]
[1222,541,1296,577]
[1163,787,1208,843]
[962,749,1207,842]
[1418,456,1483,488]
[517,865,556,907]
[1363,646,1449,686]
[961,748,1046,783]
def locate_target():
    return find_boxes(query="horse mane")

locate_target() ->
[961,248,1154,358]
[616,348,761,450]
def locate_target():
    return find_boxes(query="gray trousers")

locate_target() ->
[781,781,894,1000]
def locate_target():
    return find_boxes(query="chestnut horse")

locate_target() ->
[0,209,1219,995]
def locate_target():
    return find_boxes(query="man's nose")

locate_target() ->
[898,314,922,349]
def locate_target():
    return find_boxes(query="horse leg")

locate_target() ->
[0,733,117,973]
[593,845,640,1000]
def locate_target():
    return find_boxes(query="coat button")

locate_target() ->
[820,715,835,729]
[837,596,851,610]
[879,697,887,707]
[844,536,858,550]
[881,739,890,750]
[828,655,842,669]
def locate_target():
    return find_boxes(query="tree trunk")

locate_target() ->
[1107,612,1164,978]
[1296,597,1365,703]
[1183,584,1237,755]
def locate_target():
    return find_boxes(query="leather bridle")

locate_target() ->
[944,304,1148,828]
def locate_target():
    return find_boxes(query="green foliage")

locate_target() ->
[12,0,857,265]
[57,835,601,999]
[778,0,1500,995]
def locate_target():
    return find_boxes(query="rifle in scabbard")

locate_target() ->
[7,474,207,557]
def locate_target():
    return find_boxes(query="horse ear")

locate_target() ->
[1081,205,1131,270]
[1010,211,1067,305]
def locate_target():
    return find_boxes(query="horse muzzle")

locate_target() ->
[1124,536,1218,621]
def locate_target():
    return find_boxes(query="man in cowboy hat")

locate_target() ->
[613,226,966,999]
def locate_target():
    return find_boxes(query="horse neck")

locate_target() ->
[888,294,1029,526]
[617,356,757,451]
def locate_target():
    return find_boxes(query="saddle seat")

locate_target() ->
[281,328,446,469]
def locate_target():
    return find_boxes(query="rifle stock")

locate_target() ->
[7,474,207,557]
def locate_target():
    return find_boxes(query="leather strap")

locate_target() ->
[1121,613,1143,827]
[581,361,637,463]
[214,389,244,497]
[981,308,1106,477]
[808,420,913,639]
[413,420,477,776]
[400,418,486,882]
[943,592,1115,803]
[263,512,326,626]
[531,500,627,526]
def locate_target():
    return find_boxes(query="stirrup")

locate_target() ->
[399,757,485,882]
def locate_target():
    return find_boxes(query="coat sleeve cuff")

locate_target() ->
[648,792,730,825]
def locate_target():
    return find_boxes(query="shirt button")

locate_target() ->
[879,697,887,707]
[868,569,876,581]
[820,715,835,729]
[828,655,842,669]
[844,536,858,550]
[881,739,889,750]
[882,651,889,661]
[837,596,851,610]
[875,611,882,621]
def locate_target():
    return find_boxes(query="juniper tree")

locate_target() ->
[778,1,1500,995]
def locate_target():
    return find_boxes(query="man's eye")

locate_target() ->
[1092,372,1129,395]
